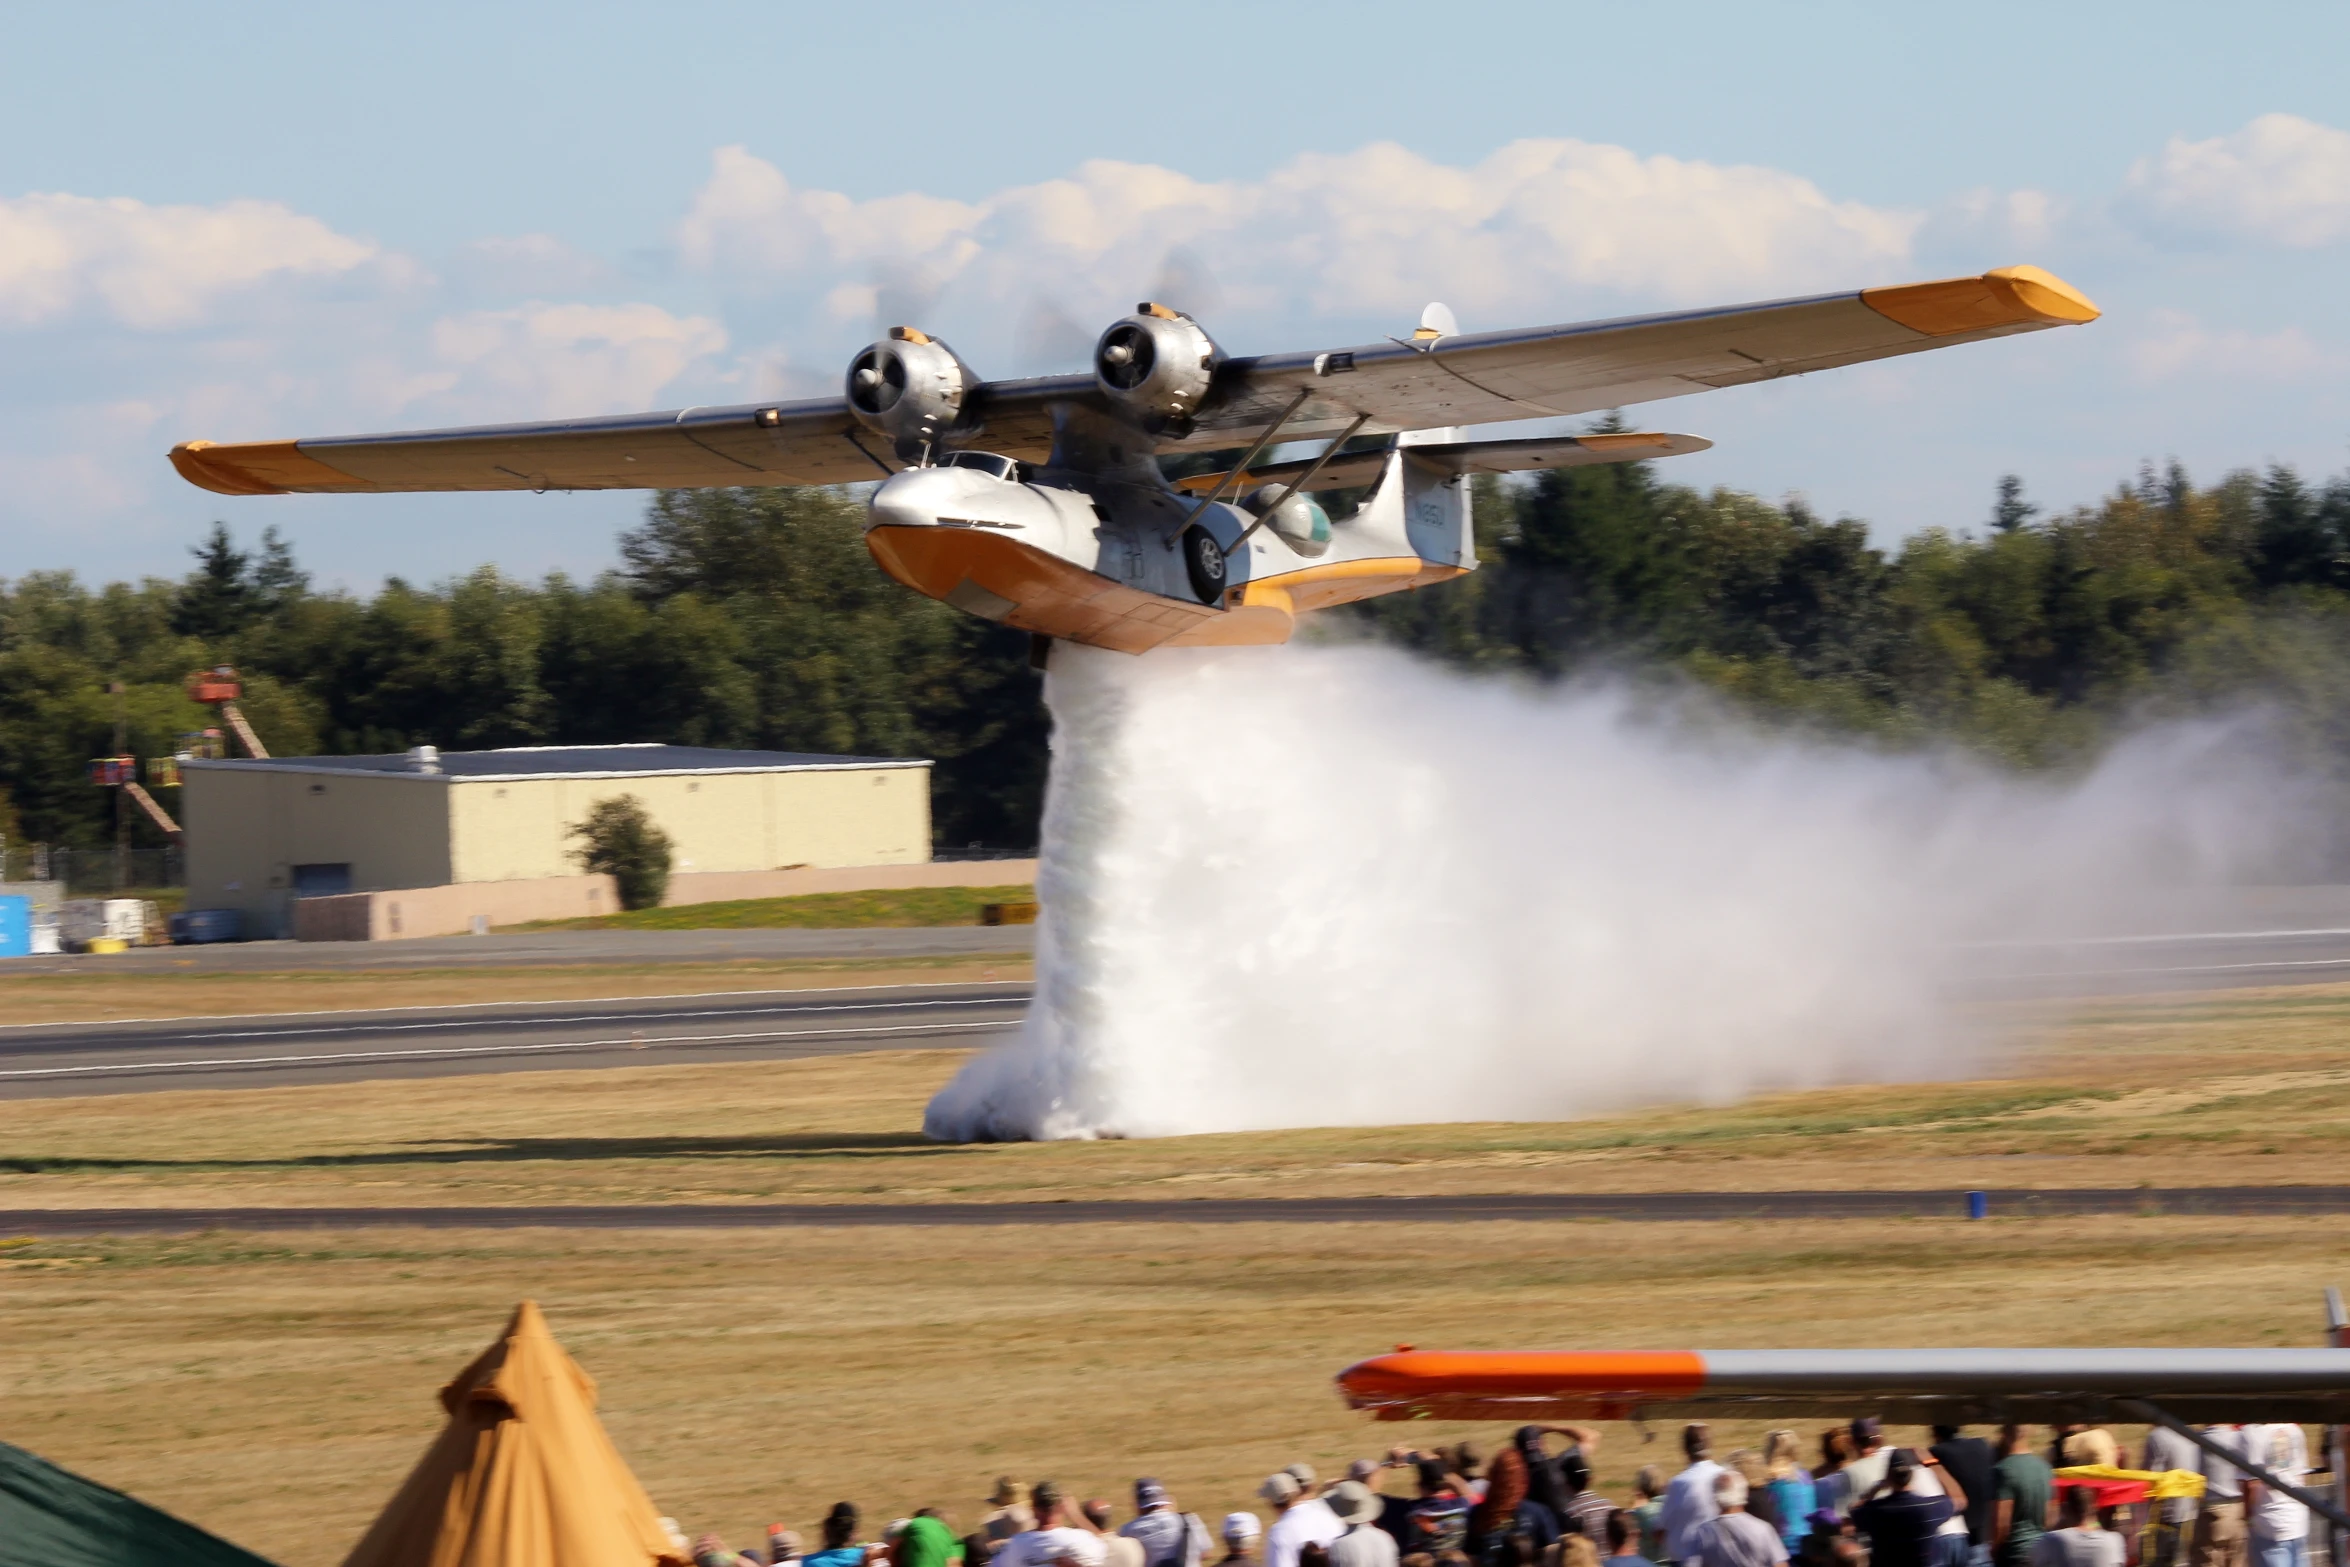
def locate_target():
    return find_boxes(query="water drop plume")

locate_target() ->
[924,641,2315,1142]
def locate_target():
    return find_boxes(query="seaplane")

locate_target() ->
[170,266,2098,657]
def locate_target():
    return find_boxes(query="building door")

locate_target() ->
[291,863,353,898]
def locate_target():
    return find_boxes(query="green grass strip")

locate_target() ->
[517,884,1036,932]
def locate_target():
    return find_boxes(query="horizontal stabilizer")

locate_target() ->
[1172,431,1709,496]
[1337,1347,2350,1424]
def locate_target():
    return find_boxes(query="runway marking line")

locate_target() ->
[3,995,1031,1053]
[1960,927,2350,948]
[0,977,1034,1036]
[0,1018,1021,1081]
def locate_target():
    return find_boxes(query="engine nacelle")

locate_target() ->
[1094,303,1219,431]
[846,327,973,462]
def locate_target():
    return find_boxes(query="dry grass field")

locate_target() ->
[0,953,1031,1027]
[5,981,2350,1566]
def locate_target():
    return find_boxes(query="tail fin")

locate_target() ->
[1391,425,1474,570]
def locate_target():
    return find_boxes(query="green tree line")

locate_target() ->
[1348,436,2350,771]
[5,444,2350,860]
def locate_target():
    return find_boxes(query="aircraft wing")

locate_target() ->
[169,396,912,496]
[1336,1347,2350,1425]
[1157,264,2098,451]
[1171,431,1714,496]
[168,266,2092,497]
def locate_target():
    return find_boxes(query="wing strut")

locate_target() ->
[2117,1399,2350,1532]
[1187,388,1310,521]
[1223,411,1371,561]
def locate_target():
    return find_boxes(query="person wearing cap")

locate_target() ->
[986,1482,1039,1557]
[1221,1515,1263,1567]
[1851,1449,1966,1567]
[1123,1480,1210,1567]
[1326,1482,1400,1567]
[1265,1471,1347,1567]
[1000,1482,1108,1567]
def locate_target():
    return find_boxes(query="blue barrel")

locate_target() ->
[0,895,28,958]
[1966,1190,1989,1220]
[170,907,244,945]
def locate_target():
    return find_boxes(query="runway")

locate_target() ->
[1961,925,2350,996]
[8,1187,2350,1235]
[8,920,2350,1100]
[0,980,1029,1097]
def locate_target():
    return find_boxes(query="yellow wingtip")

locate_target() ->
[169,438,372,495]
[1862,265,2100,337]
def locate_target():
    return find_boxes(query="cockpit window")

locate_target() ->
[941,450,1022,482]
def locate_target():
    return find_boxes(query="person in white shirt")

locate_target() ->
[1001,1483,1109,1567]
[2241,1424,2312,1567]
[1262,1474,1345,1567]
[1324,1482,1400,1567]
[1662,1425,1726,1565]
[1841,1419,1892,1514]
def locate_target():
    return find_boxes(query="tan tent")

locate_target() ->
[343,1301,689,1567]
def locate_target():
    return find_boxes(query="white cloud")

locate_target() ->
[2130,309,2339,381]
[425,302,728,418]
[0,192,381,328]
[679,138,1925,336]
[2123,113,2350,248]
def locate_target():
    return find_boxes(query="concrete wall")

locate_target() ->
[184,768,452,934]
[292,873,619,941]
[663,859,1034,903]
[445,765,931,883]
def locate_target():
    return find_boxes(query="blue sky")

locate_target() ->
[3,0,2346,588]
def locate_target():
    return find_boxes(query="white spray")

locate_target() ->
[924,641,2315,1142]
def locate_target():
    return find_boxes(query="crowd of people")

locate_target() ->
[682,1419,2326,1567]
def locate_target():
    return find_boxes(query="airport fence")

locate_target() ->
[0,844,184,895]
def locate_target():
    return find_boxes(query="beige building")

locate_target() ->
[185,742,931,934]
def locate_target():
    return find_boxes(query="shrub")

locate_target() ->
[567,794,673,910]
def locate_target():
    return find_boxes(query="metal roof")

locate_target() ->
[182,743,927,782]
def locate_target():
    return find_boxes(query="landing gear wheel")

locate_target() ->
[1183,526,1228,604]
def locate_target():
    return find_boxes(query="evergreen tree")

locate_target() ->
[170,523,256,638]
[1990,474,2038,534]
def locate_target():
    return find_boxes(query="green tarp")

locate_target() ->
[0,1437,282,1567]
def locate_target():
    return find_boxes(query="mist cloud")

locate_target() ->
[926,643,2312,1142]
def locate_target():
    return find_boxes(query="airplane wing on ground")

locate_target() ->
[168,266,2094,497]
[1335,1347,2350,1425]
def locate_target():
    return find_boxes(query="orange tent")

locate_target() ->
[342,1301,688,1567]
